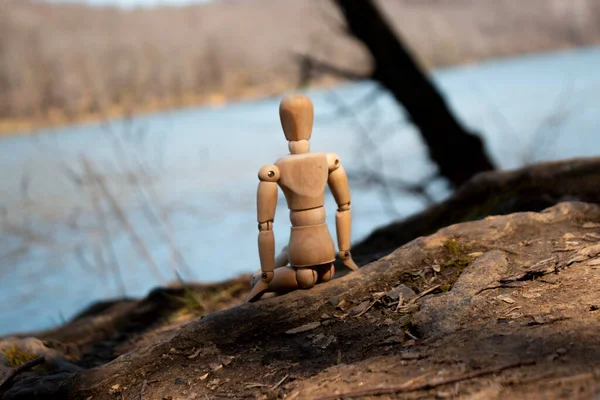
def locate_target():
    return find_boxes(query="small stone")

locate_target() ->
[311,334,336,349]
[556,348,567,355]
[436,390,454,398]
[207,378,221,388]
[531,314,551,325]
[400,352,422,360]
[381,335,404,345]
[175,377,185,385]
[221,356,235,366]
[385,284,416,302]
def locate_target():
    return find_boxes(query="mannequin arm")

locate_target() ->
[327,154,358,271]
[256,164,280,282]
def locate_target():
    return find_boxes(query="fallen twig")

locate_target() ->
[553,248,577,253]
[475,283,524,295]
[244,382,269,389]
[412,285,441,303]
[584,233,600,241]
[313,359,536,400]
[139,380,147,400]
[354,296,383,318]
[393,286,440,313]
[244,374,289,391]
[271,374,289,390]
[0,356,45,391]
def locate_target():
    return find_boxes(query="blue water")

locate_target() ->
[1,46,599,335]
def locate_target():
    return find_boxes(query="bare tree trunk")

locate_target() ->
[332,0,496,187]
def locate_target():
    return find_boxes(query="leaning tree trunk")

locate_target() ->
[333,0,496,188]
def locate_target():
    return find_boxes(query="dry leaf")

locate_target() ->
[336,299,349,311]
[583,222,600,229]
[188,348,202,359]
[285,322,321,334]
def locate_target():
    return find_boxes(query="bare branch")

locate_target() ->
[295,53,368,87]
[317,85,384,123]
[80,162,126,296]
[74,245,98,273]
[81,156,167,285]
[323,90,406,217]
[469,80,523,150]
[104,124,195,280]
[523,77,586,164]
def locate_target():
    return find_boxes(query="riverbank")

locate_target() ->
[0,43,586,137]
[2,0,599,137]
[0,76,342,137]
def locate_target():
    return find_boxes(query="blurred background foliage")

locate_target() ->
[1,0,599,130]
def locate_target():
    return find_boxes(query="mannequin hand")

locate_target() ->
[261,271,274,283]
[247,271,273,303]
[339,250,359,271]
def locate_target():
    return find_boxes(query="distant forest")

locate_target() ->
[1,0,600,126]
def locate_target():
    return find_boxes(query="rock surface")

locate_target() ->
[3,201,600,399]
[353,157,600,261]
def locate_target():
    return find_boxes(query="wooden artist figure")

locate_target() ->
[247,94,358,302]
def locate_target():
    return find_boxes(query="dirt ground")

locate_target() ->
[2,201,600,400]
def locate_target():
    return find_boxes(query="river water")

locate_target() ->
[1,46,599,335]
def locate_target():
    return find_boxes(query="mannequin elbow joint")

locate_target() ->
[338,202,351,212]
[258,221,273,231]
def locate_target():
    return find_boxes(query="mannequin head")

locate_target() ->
[279,94,313,154]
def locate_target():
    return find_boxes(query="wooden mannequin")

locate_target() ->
[247,94,358,302]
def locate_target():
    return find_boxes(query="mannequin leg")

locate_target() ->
[296,267,318,289]
[317,263,335,283]
[252,265,317,293]
[269,266,303,292]
[248,266,298,302]
[247,266,320,302]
